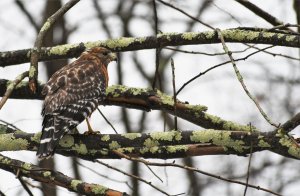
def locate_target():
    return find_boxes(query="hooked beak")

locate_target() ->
[109,52,118,62]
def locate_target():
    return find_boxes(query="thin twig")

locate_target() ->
[165,46,252,56]
[156,0,214,29]
[17,176,34,196]
[171,58,177,130]
[97,108,118,134]
[113,151,282,196]
[0,71,29,110]
[29,0,80,93]
[152,0,161,89]
[76,160,129,184]
[15,0,39,32]
[243,124,253,196]
[216,28,279,127]
[176,45,273,95]
[95,159,171,196]
[235,0,294,32]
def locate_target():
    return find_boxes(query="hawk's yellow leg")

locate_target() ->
[84,118,100,135]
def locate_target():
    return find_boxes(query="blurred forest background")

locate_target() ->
[0,0,300,195]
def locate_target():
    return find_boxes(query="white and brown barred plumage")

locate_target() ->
[37,47,117,159]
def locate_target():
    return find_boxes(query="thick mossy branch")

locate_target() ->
[0,80,253,131]
[1,28,300,66]
[0,153,127,196]
[0,124,299,160]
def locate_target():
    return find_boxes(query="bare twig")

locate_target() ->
[29,0,80,93]
[97,108,118,134]
[235,0,294,32]
[216,28,279,127]
[0,71,29,110]
[95,159,171,196]
[156,0,214,29]
[176,46,273,95]
[113,150,281,196]
[17,176,34,196]
[152,0,161,89]
[166,46,252,56]
[171,58,178,130]
[243,124,253,196]
[15,0,39,32]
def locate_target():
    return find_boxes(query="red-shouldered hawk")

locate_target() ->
[37,47,117,159]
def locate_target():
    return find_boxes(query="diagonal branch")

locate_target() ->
[29,0,80,93]
[0,71,28,110]
[235,0,293,32]
[0,81,255,132]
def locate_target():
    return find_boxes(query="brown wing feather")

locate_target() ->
[43,59,105,114]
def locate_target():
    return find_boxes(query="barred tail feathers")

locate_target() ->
[37,115,69,159]
[37,99,100,158]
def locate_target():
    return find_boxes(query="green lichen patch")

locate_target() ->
[150,131,182,141]
[71,180,82,191]
[106,85,128,97]
[278,133,300,158]
[286,35,296,42]
[59,135,74,148]
[49,43,79,56]
[109,141,121,149]
[40,21,51,32]
[101,135,110,141]
[84,40,102,49]
[43,171,51,177]
[122,133,142,140]
[186,104,208,113]
[22,162,32,174]
[190,130,246,153]
[156,90,174,106]
[105,37,135,49]
[0,134,29,151]
[205,31,215,39]
[28,66,37,78]
[205,113,255,132]
[181,32,199,41]
[0,156,12,165]
[91,185,108,194]
[222,29,260,42]
[72,144,88,155]
[31,132,42,143]
[258,139,271,148]
[143,138,159,148]
[166,145,188,153]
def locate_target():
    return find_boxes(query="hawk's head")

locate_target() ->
[83,47,117,66]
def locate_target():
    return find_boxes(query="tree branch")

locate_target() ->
[0,81,255,132]
[0,125,299,160]
[0,153,128,195]
[1,28,300,66]
[29,0,80,93]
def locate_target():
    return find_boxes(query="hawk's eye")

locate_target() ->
[103,51,109,56]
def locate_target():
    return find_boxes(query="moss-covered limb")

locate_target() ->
[0,154,127,196]
[0,79,44,100]
[1,28,300,66]
[0,80,252,132]
[2,127,297,160]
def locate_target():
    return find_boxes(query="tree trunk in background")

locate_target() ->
[38,1,70,196]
